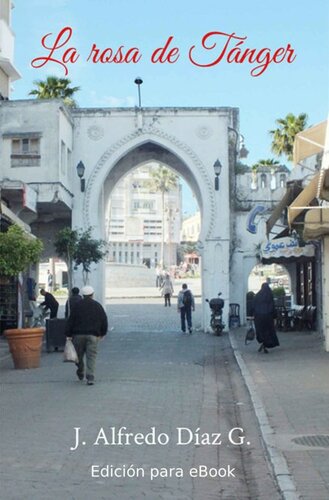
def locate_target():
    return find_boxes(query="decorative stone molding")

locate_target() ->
[83,126,216,239]
[196,125,213,140]
[87,125,104,141]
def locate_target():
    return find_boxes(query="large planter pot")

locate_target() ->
[4,327,45,369]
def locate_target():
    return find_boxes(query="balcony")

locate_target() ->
[0,19,20,80]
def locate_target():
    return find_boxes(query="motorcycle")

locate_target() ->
[206,292,225,336]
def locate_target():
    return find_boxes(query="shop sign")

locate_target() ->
[261,237,315,260]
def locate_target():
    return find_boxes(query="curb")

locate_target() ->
[229,331,301,500]
[106,294,202,300]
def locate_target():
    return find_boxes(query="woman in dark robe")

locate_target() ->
[252,282,280,353]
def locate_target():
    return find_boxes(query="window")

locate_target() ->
[260,174,267,188]
[132,200,155,211]
[10,136,41,167]
[280,174,286,188]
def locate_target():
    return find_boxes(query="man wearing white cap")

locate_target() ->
[65,285,108,385]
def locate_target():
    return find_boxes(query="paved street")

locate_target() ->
[0,298,280,500]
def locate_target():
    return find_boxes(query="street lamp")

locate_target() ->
[213,159,222,191]
[76,160,86,192]
[134,77,143,108]
[228,127,249,159]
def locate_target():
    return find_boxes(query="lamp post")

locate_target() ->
[213,159,222,191]
[76,160,86,192]
[134,77,143,108]
[228,127,249,159]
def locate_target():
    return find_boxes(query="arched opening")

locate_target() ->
[248,262,292,298]
[104,161,201,295]
[81,138,216,330]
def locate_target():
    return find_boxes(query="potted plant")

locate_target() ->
[0,224,44,369]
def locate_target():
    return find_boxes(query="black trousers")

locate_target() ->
[180,306,192,331]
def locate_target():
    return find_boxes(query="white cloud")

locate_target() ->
[89,92,136,107]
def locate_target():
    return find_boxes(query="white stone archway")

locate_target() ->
[71,107,237,330]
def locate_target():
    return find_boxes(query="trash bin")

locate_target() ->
[45,318,67,352]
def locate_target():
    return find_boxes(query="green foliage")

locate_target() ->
[74,228,107,275]
[54,227,79,262]
[147,166,179,267]
[272,286,286,298]
[54,227,107,284]
[252,158,280,171]
[269,113,308,161]
[235,161,250,174]
[0,225,43,276]
[148,165,178,193]
[29,76,80,107]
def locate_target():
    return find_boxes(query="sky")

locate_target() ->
[11,0,329,214]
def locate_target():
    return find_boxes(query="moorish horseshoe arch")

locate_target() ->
[76,118,229,332]
[82,126,216,242]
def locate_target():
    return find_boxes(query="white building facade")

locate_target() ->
[0,0,20,99]
[0,100,302,331]
[107,163,181,268]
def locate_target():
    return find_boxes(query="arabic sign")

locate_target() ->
[261,237,315,260]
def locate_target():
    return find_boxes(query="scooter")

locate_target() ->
[206,293,225,336]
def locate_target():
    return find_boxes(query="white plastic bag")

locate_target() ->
[63,338,78,363]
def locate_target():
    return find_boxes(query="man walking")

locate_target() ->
[65,285,108,385]
[177,283,195,334]
[40,288,59,319]
[65,287,82,318]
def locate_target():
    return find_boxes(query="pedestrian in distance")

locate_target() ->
[155,265,162,288]
[177,283,195,334]
[46,269,53,292]
[40,288,59,319]
[65,285,108,385]
[65,287,82,318]
[161,273,174,306]
[252,282,280,353]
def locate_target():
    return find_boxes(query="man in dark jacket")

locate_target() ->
[65,287,82,318]
[177,283,195,334]
[40,288,59,319]
[65,285,108,385]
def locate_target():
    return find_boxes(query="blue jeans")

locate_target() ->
[180,306,192,332]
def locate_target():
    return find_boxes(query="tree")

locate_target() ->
[74,228,107,285]
[270,113,308,161]
[148,166,179,268]
[29,76,80,107]
[54,227,107,290]
[0,224,43,327]
[54,227,79,292]
[252,158,280,170]
[251,158,280,179]
[0,225,43,277]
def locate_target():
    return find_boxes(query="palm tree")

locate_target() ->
[148,165,179,268]
[270,113,308,161]
[29,76,80,107]
[252,158,280,172]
